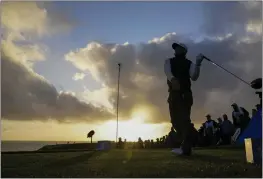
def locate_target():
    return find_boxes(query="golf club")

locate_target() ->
[203,55,251,87]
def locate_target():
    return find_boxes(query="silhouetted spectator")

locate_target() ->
[204,114,218,145]
[216,117,223,144]
[144,140,147,148]
[148,140,151,148]
[198,124,206,147]
[145,140,151,149]
[205,115,217,132]
[201,123,206,136]
[231,103,250,131]
[162,136,166,147]
[164,135,169,146]
[118,137,124,149]
[220,114,235,145]
[191,123,199,147]
[150,140,154,148]
[160,137,164,145]
[252,109,257,118]
[156,138,160,148]
[217,118,223,125]
[256,104,261,111]
[138,137,144,149]
[124,139,127,149]
[132,142,136,149]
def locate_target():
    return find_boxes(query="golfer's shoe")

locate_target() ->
[171,148,183,155]
[181,140,193,156]
[182,147,192,156]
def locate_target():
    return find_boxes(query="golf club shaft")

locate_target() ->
[203,56,251,86]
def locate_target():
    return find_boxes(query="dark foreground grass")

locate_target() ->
[2,148,262,178]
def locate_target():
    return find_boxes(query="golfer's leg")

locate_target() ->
[169,92,184,142]
[180,91,194,154]
[184,91,193,123]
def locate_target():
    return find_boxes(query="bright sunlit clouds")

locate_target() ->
[1,1,262,142]
[102,109,170,141]
[2,115,170,142]
[1,105,167,142]
[112,107,169,141]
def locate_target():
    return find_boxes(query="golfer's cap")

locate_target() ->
[206,114,211,117]
[172,42,188,51]
[231,103,237,106]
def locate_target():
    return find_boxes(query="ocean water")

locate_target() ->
[1,141,87,152]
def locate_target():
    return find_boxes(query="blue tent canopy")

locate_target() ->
[237,108,262,143]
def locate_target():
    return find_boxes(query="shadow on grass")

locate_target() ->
[44,151,105,168]
[173,153,241,164]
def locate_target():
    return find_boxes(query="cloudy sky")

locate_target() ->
[1,1,262,142]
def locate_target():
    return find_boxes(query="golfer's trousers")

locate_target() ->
[168,90,193,144]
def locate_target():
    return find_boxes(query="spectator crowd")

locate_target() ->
[117,102,261,149]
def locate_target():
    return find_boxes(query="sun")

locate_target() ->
[99,107,167,141]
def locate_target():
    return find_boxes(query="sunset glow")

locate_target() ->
[1,1,261,143]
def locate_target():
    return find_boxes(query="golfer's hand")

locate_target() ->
[196,53,204,66]
[171,78,180,91]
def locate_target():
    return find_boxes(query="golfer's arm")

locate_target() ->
[190,63,200,81]
[164,59,174,82]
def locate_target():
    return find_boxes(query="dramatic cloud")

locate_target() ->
[65,2,261,125]
[1,2,74,38]
[1,53,113,122]
[80,86,114,110]
[73,72,86,81]
[1,1,75,67]
[2,2,261,126]
[1,2,113,123]
[202,1,262,37]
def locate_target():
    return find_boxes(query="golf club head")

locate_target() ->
[251,78,262,89]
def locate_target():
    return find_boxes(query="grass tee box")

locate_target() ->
[38,143,97,151]
[1,148,262,178]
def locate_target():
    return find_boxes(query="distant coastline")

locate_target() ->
[1,140,93,152]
